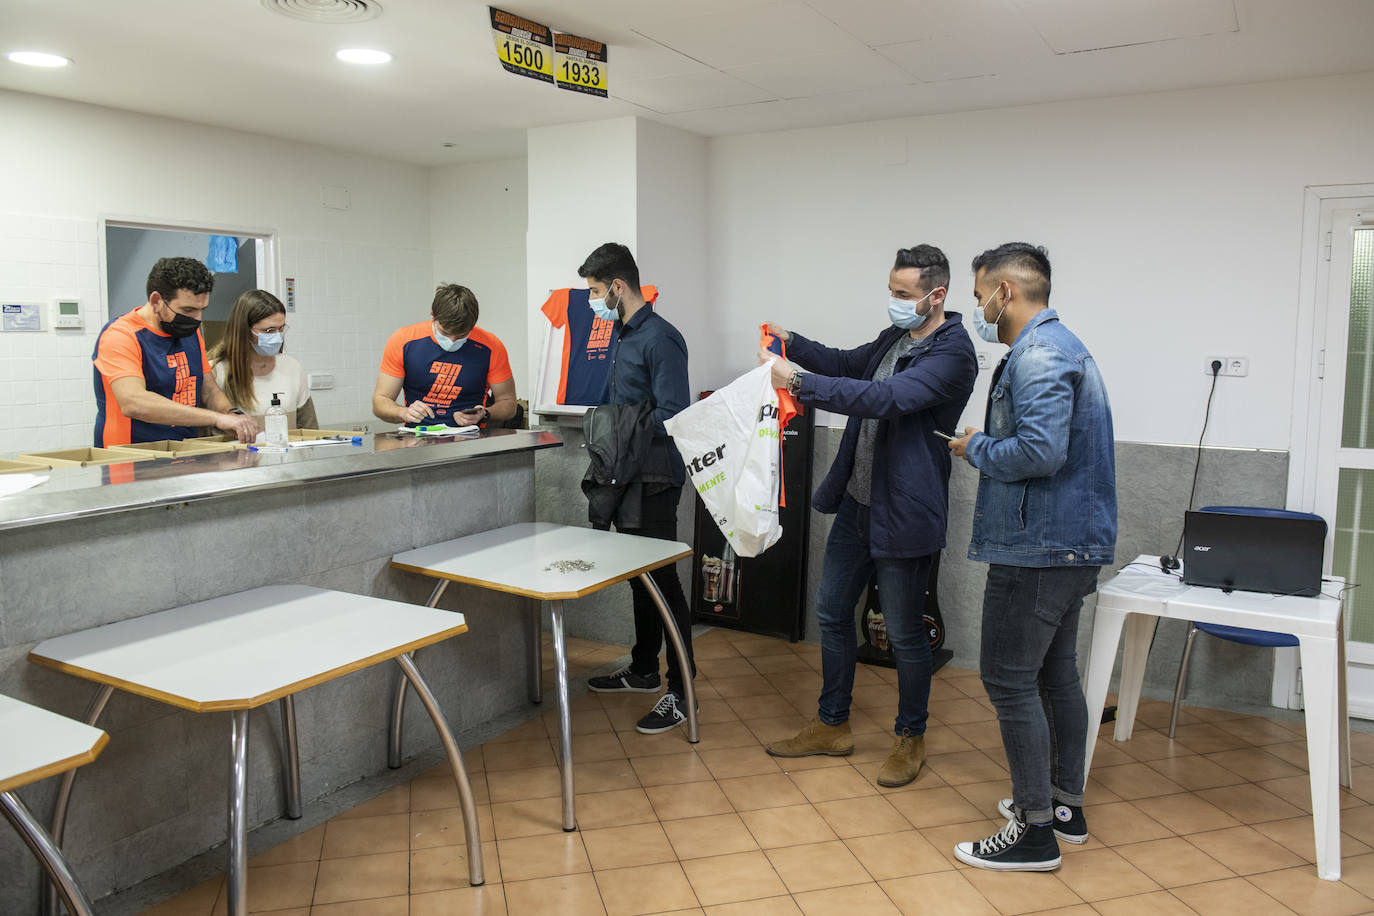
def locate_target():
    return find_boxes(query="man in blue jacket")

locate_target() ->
[949,243,1116,872]
[760,244,977,787]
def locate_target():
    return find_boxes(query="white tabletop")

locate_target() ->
[28,586,469,712]
[391,522,693,600]
[0,694,108,793]
[1099,555,1345,638]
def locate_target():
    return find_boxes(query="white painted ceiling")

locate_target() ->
[1,0,1372,165]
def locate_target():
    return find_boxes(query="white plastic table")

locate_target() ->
[28,586,484,916]
[0,695,108,916]
[1085,556,1350,880]
[391,522,696,831]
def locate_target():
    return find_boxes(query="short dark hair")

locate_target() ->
[431,284,480,335]
[971,243,1052,303]
[146,257,214,301]
[578,242,641,293]
[892,244,950,295]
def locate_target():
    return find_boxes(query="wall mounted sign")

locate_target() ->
[553,32,608,98]
[489,6,554,84]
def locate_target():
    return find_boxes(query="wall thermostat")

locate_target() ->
[54,298,83,330]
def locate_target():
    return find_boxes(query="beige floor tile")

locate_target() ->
[497,831,591,882]
[574,786,658,830]
[699,745,785,779]
[141,877,222,916]
[1246,864,1374,916]
[247,825,325,867]
[581,822,678,870]
[647,780,735,821]
[710,672,779,695]
[693,637,742,659]
[845,830,953,881]
[681,850,789,906]
[1113,836,1233,887]
[886,786,986,829]
[1053,846,1159,902]
[690,720,764,751]
[1091,889,1202,916]
[1172,876,1299,915]
[1142,754,1248,791]
[1080,802,1174,846]
[489,717,549,744]
[209,861,316,914]
[561,731,631,764]
[704,896,802,915]
[945,720,1005,751]
[1186,825,1308,875]
[740,803,838,848]
[336,784,410,820]
[717,773,809,811]
[410,774,473,811]
[632,751,714,786]
[789,766,880,803]
[1169,724,1253,755]
[410,883,509,916]
[747,715,815,746]
[574,758,643,795]
[1215,716,1303,746]
[483,737,558,771]
[1339,804,1374,846]
[596,862,701,916]
[313,851,407,905]
[765,839,871,894]
[923,751,1007,787]
[1090,740,1137,768]
[932,698,998,725]
[1089,763,1187,801]
[491,797,565,839]
[1338,850,1374,897]
[1266,740,1314,771]
[664,812,760,860]
[950,779,1013,820]
[409,804,494,849]
[409,840,500,893]
[961,867,1083,913]
[485,765,563,804]
[918,819,1002,869]
[321,812,410,859]
[504,873,606,916]
[1195,782,1307,824]
[751,653,814,675]
[310,897,408,916]
[1111,728,1192,762]
[728,694,804,720]
[880,870,999,915]
[1130,792,1242,835]
[1205,748,1306,782]
[1259,774,1364,813]
[813,795,913,839]
[794,882,900,915]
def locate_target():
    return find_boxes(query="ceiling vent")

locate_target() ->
[261,0,383,25]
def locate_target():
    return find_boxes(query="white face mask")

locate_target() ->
[589,284,619,322]
[433,323,467,352]
[973,284,1007,343]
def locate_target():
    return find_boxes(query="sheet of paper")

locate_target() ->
[0,473,48,498]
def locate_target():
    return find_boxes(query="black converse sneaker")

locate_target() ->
[954,812,1061,871]
[635,690,694,734]
[998,797,1088,845]
[588,667,661,693]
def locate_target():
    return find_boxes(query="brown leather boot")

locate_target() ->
[765,717,854,758]
[876,732,925,787]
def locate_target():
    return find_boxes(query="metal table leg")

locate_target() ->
[395,653,485,885]
[226,710,250,916]
[3,790,94,916]
[638,572,700,744]
[278,696,302,819]
[389,580,450,768]
[529,600,544,704]
[550,599,576,831]
[42,684,113,916]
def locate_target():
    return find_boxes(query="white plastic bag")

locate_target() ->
[665,360,783,557]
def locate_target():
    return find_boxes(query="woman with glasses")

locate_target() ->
[208,289,318,429]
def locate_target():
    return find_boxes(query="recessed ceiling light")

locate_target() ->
[8,51,71,68]
[336,48,391,65]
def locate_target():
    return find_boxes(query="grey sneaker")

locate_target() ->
[588,666,661,693]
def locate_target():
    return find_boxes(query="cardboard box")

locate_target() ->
[17,447,158,468]
[0,458,47,475]
[118,440,236,457]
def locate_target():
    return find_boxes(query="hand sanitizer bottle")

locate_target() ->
[265,393,288,447]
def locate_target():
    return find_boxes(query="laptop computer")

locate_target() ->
[1182,510,1326,597]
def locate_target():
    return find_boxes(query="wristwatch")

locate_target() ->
[479,406,490,423]
[787,369,805,397]
[228,407,246,416]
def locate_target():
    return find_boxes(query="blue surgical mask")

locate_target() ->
[888,288,935,330]
[973,285,1007,344]
[252,331,283,356]
[433,328,467,352]
[588,297,617,322]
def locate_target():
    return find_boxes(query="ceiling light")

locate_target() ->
[336,48,391,65]
[8,51,71,68]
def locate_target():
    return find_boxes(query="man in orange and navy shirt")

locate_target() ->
[372,284,517,427]
[93,257,260,446]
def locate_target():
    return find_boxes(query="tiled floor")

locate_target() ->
[144,627,1374,915]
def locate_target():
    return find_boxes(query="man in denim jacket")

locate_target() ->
[949,243,1117,872]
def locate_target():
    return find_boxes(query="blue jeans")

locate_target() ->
[816,495,934,736]
[979,563,1101,823]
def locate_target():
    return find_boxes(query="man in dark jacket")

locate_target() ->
[761,244,977,786]
[579,243,697,735]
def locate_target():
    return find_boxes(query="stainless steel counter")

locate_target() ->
[0,429,562,532]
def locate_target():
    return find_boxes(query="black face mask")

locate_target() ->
[159,306,202,339]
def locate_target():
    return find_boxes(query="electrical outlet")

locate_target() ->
[1202,356,1249,377]
[1203,356,1225,375]
[976,352,992,370]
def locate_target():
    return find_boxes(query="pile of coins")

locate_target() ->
[545,559,596,573]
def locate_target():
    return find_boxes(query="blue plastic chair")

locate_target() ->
[1167,506,1327,738]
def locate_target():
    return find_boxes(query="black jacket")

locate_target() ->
[581,401,672,529]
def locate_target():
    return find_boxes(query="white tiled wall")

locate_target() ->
[0,211,433,455]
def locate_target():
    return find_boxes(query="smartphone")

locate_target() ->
[931,429,956,442]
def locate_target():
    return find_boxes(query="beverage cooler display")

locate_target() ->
[855,551,954,673]
[690,402,814,641]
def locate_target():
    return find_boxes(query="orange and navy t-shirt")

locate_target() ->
[380,322,512,424]
[92,307,211,446]
[540,285,658,406]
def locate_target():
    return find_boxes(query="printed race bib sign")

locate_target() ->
[489,6,553,84]
[553,32,608,98]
